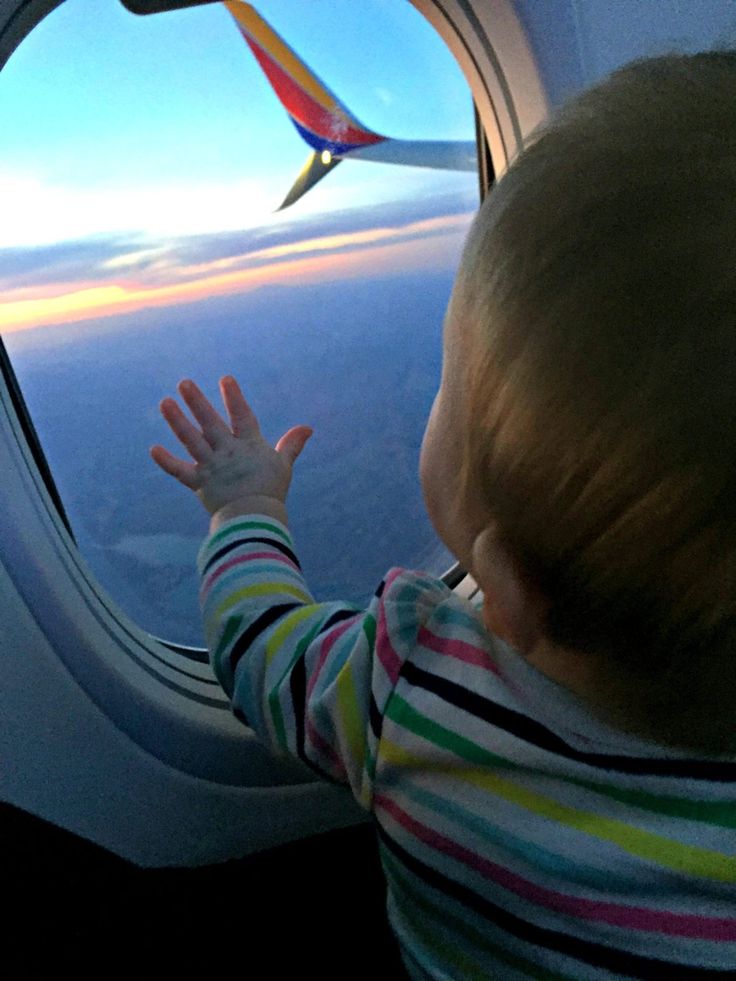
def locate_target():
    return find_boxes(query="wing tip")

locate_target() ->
[277,151,343,210]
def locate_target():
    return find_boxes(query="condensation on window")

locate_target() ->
[0,0,479,646]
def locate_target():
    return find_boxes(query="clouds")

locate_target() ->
[0,172,275,249]
[0,193,475,334]
[0,238,125,291]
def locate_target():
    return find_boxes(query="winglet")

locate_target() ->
[277,151,342,211]
[225,0,386,206]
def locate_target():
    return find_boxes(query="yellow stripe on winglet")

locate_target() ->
[223,0,358,124]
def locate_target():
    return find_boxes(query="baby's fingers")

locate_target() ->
[178,379,231,449]
[275,425,313,466]
[220,375,261,439]
[160,397,212,462]
[150,444,200,490]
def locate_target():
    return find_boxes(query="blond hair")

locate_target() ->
[459,52,736,754]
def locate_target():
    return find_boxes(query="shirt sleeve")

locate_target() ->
[197,514,452,810]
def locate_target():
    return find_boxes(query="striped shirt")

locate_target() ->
[198,516,736,980]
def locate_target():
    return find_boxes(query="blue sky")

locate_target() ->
[0,0,476,244]
[0,0,478,334]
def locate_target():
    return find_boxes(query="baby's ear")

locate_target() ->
[470,525,548,655]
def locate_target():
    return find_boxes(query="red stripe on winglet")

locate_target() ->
[242,31,384,147]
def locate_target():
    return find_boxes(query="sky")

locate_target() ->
[0,0,478,334]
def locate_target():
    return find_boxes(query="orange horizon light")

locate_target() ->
[0,212,472,335]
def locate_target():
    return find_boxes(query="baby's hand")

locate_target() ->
[150,376,312,527]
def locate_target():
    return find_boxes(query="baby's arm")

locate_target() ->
[150,376,374,792]
[150,376,312,532]
[152,376,451,807]
[198,518,449,808]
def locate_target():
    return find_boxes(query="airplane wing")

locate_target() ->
[224,1,476,209]
[224,0,387,209]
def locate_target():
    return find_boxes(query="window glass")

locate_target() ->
[0,0,479,647]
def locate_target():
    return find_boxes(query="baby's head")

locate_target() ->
[421,51,736,754]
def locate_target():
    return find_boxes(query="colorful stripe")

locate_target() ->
[202,550,298,596]
[214,581,311,619]
[225,1,385,156]
[378,825,729,980]
[381,711,735,883]
[199,515,736,979]
[377,793,736,940]
[418,624,501,673]
[401,660,736,781]
[306,614,360,700]
[225,1,354,119]
[267,611,320,750]
[382,846,571,981]
[288,117,383,158]
[206,517,291,549]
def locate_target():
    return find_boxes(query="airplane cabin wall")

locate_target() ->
[0,0,733,867]
[515,0,736,111]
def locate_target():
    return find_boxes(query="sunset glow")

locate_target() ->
[0,0,477,339]
[0,213,472,333]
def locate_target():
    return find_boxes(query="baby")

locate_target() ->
[151,52,736,980]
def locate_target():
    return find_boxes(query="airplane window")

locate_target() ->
[0,0,480,647]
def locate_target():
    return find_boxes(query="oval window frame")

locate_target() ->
[0,0,548,778]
